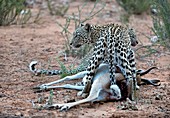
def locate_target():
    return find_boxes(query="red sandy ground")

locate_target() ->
[0,0,169,118]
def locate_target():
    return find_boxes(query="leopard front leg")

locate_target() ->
[78,57,101,97]
[108,49,116,85]
[79,41,105,97]
[107,41,117,89]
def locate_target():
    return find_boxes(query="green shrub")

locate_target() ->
[46,0,69,16]
[0,0,31,26]
[116,0,151,15]
[152,0,170,49]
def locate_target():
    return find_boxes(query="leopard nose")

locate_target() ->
[136,40,138,44]
[70,43,72,45]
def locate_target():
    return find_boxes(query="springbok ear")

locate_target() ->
[84,23,91,32]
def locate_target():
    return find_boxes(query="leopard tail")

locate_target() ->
[29,61,62,75]
[29,61,87,76]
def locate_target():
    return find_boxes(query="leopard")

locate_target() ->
[70,23,138,100]
[29,25,138,78]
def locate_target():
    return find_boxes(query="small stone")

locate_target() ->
[155,94,163,100]
[0,94,6,98]
[15,111,21,116]
[150,36,159,43]
[131,105,138,111]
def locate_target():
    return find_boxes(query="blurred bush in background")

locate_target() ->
[116,0,151,15]
[0,0,31,26]
[151,0,170,49]
[116,0,152,23]
[46,0,69,16]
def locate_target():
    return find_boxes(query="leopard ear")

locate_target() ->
[80,23,84,27]
[84,23,91,32]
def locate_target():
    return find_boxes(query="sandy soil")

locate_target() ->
[0,0,170,118]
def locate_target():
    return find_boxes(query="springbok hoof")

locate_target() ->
[77,91,88,98]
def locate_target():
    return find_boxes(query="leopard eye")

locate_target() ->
[80,23,84,27]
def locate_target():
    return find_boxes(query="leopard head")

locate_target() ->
[70,23,92,48]
[128,28,138,46]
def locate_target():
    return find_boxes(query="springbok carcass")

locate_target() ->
[30,62,160,111]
